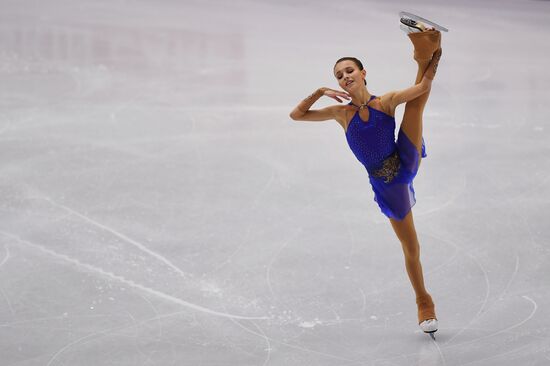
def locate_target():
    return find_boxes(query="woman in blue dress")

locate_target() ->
[289,24,442,336]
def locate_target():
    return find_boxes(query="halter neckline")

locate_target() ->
[348,95,377,109]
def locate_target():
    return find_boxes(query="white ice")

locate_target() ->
[1,0,550,365]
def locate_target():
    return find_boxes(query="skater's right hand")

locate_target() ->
[321,87,351,103]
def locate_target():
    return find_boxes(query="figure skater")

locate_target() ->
[289,19,443,338]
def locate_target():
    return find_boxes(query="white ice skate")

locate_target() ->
[399,11,449,34]
[420,318,438,340]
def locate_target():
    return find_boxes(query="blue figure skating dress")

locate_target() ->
[345,95,427,220]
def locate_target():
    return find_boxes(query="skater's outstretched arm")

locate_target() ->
[381,49,441,112]
[381,77,431,113]
[289,87,349,122]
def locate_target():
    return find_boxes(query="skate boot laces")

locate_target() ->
[401,17,424,30]
[400,17,435,34]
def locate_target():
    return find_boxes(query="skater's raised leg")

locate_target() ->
[400,30,441,160]
[390,26,443,337]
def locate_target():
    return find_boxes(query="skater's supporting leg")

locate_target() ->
[389,211,437,326]
[389,211,429,298]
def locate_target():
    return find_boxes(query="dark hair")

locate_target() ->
[334,57,367,85]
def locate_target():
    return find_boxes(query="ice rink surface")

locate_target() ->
[1,0,550,364]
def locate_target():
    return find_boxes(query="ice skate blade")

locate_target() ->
[423,327,437,341]
[399,11,449,32]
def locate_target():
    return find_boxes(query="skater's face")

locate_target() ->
[334,60,366,92]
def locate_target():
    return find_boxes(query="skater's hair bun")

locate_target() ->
[334,57,366,85]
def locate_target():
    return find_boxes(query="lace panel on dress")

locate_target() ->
[371,150,401,183]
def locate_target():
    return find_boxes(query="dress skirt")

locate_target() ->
[367,128,427,221]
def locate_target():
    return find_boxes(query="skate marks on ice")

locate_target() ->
[440,206,542,348]
[3,193,395,364]
[229,318,367,366]
[0,244,10,268]
[44,294,174,366]
[457,296,538,347]
[0,191,269,321]
[265,227,305,308]
[427,231,537,349]
[44,291,166,366]
[203,164,279,277]
[443,253,521,345]
[402,225,541,361]
[371,295,538,366]
[39,196,193,277]
[444,248,492,344]
[0,245,15,316]
[0,229,268,321]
